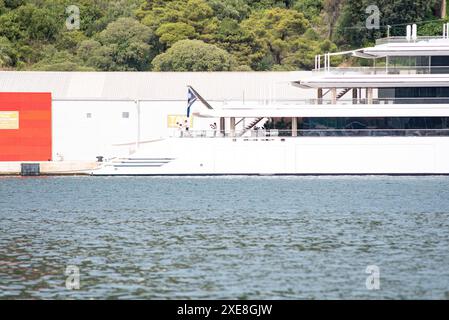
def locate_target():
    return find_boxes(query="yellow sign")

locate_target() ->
[167,115,193,128]
[0,111,19,129]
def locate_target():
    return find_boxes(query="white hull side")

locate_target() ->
[92,137,449,175]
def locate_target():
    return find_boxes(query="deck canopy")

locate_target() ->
[354,38,449,59]
[194,104,449,118]
[294,74,449,89]
[318,37,449,61]
[299,35,449,89]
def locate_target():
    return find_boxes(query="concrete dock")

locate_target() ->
[0,161,99,176]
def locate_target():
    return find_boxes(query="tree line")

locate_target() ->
[0,0,445,71]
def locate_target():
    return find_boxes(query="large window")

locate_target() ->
[300,117,449,130]
[379,55,449,101]
[296,117,449,137]
[378,87,449,103]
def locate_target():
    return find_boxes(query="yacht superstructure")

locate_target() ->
[92,25,449,175]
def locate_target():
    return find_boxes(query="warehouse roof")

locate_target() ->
[0,71,311,101]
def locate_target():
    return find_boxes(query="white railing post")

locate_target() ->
[443,23,449,38]
[325,53,331,72]
[406,25,411,42]
[412,24,417,41]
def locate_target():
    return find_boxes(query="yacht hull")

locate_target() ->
[91,137,449,176]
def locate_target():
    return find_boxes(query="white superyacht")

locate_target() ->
[92,25,449,175]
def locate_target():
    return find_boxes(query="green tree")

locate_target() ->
[283,38,340,70]
[323,0,344,39]
[31,45,93,71]
[155,22,197,48]
[206,0,250,21]
[82,18,155,71]
[0,4,60,42]
[418,18,449,37]
[79,0,142,36]
[3,0,24,9]
[152,39,235,71]
[77,39,114,70]
[0,10,26,42]
[139,0,217,53]
[335,0,439,48]
[240,7,310,69]
[56,30,87,53]
[140,0,215,33]
[293,0,323,21]
[211,18,261,69]
[19,4,60,41]
[242,0,297,10]
[0,36,17,68]
[0,0,445,71]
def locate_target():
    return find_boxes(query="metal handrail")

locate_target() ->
[375,36,447,45]
[312,66,449,74]
[172,128,449,138]
[219,97,449,106]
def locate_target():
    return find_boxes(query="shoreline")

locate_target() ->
[0,161,98,176]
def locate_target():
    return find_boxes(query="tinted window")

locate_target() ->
[300,117,449,130]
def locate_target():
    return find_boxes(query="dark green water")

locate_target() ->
[0,176,448,299]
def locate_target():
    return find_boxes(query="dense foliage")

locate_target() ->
[0,0,446,71]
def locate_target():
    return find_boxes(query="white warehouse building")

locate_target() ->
[0,71,313,161]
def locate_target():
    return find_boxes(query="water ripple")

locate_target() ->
[0,176,449,299]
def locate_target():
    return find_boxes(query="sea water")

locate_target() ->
[0,176,448,299]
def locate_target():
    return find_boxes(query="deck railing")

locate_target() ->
[375,36,446,45]
[312,66,449,75]
[173,129,449,138]
[219,97,449,106]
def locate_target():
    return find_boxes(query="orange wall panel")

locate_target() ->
[0,93,52,161]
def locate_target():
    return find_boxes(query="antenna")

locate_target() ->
[444,23,449,38]
[406,25,412,41]
[412,24,417,41]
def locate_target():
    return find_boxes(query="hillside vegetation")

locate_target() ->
[0,0,445,71]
